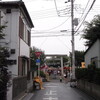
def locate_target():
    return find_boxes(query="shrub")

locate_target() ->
[75,68,88,80]
[75,68,100,85]
[93,68,100,85]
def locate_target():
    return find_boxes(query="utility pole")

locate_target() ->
[71,0,75,79]
[61,56,64,76]
[65,0,75,79]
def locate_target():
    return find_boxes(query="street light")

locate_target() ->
[65,0,76,80]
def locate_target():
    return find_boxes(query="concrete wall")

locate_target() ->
[77,80,100,100]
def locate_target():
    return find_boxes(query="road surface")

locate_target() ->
[30,79,95,100]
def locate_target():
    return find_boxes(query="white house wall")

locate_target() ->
[6,9,20,76]
[0,9,20,76]
[85,40,100,68]
[20,39,30,57]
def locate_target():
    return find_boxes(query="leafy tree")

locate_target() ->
[75,50,84,67]
[69,50,84,67]
[30,46,45,72]
[82,15,100,47]
[0,25,10,100]
[63,55,69,66]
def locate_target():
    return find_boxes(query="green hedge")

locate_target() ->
[75,68,100,85]
[93,68,100,85]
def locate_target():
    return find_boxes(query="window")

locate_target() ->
[91,57,98,68]
[6,9,11,13]
[22,59,27,76]
[19,16,24,39]
[28,30,30,46]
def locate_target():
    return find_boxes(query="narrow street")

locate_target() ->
[30,79,95,100]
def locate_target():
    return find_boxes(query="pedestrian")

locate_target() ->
[59,75,62,82]
[64,72,67,83]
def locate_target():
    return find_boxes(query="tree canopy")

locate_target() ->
[30,46,45,71]
[82,15,100,47]
[75,50,84,67]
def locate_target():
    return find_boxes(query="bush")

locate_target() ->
[75,68,100,85]
[93,68,100,85]
[75,68,88,80]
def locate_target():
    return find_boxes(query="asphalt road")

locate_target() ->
[30,79,95,100]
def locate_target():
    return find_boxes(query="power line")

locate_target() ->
[54,0,59,16]
[31,17,70,32]
[31,30,82,34]
[79,0,91,19]
[38,37,48,48]
[74,0,96,34]
[57,37,71,51]
[31,33,82,37]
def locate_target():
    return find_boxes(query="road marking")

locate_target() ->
[44,86,58,87]
[45,83,59,86]
[43,97,58,100]
[44,90,57,95]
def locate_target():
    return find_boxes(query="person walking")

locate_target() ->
[59,75,62,82]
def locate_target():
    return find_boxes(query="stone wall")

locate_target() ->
[77,80,100,100]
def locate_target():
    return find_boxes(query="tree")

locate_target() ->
[30,46,45,72]
[69,50,84,67]
[75,50,84,67]
[0,25,10,100]
[63,55,69,66]
[82,15,100,47]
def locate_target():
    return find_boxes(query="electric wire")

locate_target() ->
[30,4,100,20]
[31,17,70,32]
[30,0,97,36]
[54,0,59,16]
[74,0,91,34]
[57,37,71,51]
[38,37,48,48]
[74,0,96,35]
[31,33,82,37]
[78,0,91,20]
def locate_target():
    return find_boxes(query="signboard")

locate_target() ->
[35,52,42,57]
[36,59,40,66]
[36,59,40,63]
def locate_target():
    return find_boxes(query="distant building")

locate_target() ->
[84,39,100,68]
[0,1,34,100]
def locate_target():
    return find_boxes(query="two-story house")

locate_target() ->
[0,1,34,100]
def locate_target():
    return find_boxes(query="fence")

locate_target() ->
[12,76,27,99]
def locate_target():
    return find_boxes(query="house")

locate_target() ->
[84,39,100,68]
[0,1,34,100]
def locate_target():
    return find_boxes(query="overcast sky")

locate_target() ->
[3,0,100,55]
